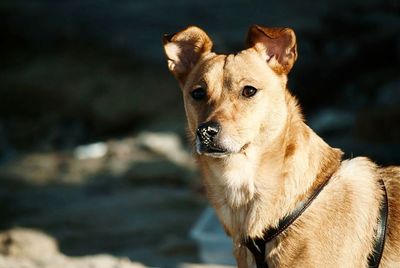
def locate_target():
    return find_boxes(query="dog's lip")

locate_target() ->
[202,148,230,158]
[206,145,227,153]
[196,138,228,157]
[199,144,228,155]
[196,139,250,158]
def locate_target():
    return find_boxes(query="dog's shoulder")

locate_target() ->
[334,157,400,204]
[334,156,379,186]
[325,157,382,217]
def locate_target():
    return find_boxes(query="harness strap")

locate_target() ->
[246,238,267,268]
[245,176,331,268]
[368,179,388,268]
[245,179,388,268]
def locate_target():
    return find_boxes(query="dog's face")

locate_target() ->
[163,25,297,158]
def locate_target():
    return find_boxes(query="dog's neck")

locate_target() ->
[198,91,342,239]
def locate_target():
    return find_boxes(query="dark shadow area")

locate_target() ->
[0,0,399,267]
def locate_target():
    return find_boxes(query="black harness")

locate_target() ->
[245,179,389,268]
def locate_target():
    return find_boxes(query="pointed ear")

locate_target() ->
[163,26,213,84]
[246,25,297,74]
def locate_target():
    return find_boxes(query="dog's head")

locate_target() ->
[163,25,297,158]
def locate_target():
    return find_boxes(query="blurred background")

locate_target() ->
[0,0,399,267]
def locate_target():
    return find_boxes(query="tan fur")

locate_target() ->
[163,25,400,267]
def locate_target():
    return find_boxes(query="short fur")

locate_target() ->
[163,25,400,267]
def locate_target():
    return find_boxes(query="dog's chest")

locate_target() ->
[209,157,256,209]
[205,158,258,235]
[218,204,248,236]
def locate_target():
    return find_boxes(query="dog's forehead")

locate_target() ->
[223,50,271,80]
[190,49,272,89]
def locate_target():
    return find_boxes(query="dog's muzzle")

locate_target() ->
[196,121,227,156]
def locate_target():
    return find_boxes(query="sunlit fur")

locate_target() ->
[164,26,400,267]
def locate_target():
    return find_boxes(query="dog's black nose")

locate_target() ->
[197,121,220,143]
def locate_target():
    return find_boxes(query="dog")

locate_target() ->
[163,25,400,267]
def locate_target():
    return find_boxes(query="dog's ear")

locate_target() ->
[246,25,297,74]
[163,26,213,84]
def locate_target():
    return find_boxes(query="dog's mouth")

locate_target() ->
[196,137,249,158]
[196,141,228,158]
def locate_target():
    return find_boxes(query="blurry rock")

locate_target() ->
[0,257,33,268]
[136,132,195,170]
[0,132,196,185]
[0,228,58,261]
[0,151,110,185]
[74,142,108,160]
[0,153,68,185]
[0,228,146,268]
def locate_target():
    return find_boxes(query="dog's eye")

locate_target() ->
[242,86,257,98]
[191,87,206,101]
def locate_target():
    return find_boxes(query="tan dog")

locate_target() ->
[163,25,400,267]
